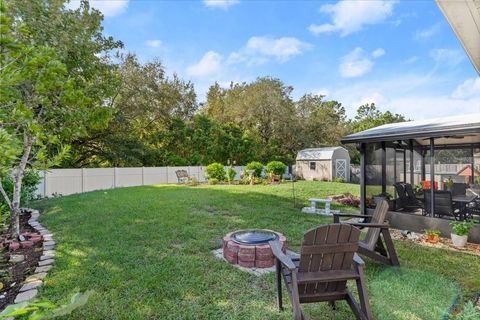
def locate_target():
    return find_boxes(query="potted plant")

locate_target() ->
[424,229,441,244]
[413,183,423,195]
[450,220,474,248]
[444,176,454,191]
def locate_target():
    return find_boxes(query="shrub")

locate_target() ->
[1,170,41,208]
[205,163,226,181]
[245,161,263,178]
[226,167,236,183]
[188,177,199,186]
[265,161,287,177]
[335,195,360,207]
[332,176,345,183]
[208,178,219,185]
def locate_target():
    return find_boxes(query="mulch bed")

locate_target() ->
[0,213,43,310]
[390,228,480,256]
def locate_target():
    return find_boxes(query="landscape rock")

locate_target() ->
[14,289,38,303]
[9,255,25,263]
[35,265,52,273]
[25,272,47,282]
[38,259,54,267]
[19,280,42,292]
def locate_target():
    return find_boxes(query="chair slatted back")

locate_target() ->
[297,224,360,296]
[364,200,389,250]
[404,184,417,204]
[394,183,408,208]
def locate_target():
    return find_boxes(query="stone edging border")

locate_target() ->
[5,208,55,308]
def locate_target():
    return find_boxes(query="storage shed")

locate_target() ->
[295,147,350,181]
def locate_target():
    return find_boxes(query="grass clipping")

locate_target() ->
[369,267,459,320]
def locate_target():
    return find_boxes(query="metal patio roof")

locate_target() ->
[341,113,480,145]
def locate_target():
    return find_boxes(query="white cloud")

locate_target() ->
[430,48,464,67]
[203,0,239,9]
[414,23,441,40]
[309,0,396,36]
[339,47,384,78]
[66,0,128,17]
[452,78,480,99]
[187,51,223,77]
[228,36,311,65]
[145,40,162,48]
[372,48,385,58]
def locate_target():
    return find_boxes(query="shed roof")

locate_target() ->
[296,147,347,160]
[341,113,480,145]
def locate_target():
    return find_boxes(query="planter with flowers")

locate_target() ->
[450,220,474,248]
[424,229,441,244]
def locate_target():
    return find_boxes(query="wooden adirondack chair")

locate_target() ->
[333,200,400,267]
[269,224,372,320]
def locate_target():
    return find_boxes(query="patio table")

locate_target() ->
[452,194,478,220]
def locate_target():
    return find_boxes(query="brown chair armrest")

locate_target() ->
[333,213,372,223]
[345,222,390,229]
[269,240,296,271]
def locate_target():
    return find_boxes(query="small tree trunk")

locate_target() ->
[10,134,32,238]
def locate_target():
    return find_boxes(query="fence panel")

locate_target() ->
[45,169,82,196]
[115,168,143,187]
[143,167,168,185]
[84,168,115,192]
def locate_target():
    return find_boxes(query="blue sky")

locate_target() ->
[71,0,479,120]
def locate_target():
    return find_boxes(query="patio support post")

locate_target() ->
[360,143,366,215]
[381,142,386,194]
[421,149,426,182]
[403,148,407,183]
[409,140,414,185]
[471,144,475,186]
[429,138,435,217]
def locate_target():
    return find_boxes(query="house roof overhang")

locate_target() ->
[436,0,480,75]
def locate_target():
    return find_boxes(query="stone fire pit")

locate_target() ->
[222,229,286,268]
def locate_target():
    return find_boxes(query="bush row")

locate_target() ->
[205,161,287,184]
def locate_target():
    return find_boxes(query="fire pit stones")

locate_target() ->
[223,229,286,268]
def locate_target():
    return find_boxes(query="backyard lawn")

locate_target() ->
[33,181,478,319]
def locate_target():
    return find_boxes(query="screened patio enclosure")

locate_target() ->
[342,113,480,243]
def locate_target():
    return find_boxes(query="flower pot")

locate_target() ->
[450,233,468,248]
[426,234,439,244]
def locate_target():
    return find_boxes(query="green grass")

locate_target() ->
[32,181,478,319]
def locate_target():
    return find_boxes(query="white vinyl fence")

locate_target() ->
[35,166,245,197]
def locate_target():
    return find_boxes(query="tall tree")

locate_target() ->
[351,103,406,133]
[66,54,198,167]
[0,0,122,237]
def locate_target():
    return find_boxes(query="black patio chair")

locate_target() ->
[424,190,461,220]
[394,182,422,212]
[451,183,467,196]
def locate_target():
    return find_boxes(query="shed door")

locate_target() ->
[335,159,347,180]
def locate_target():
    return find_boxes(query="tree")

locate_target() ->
[294,94,348,150]
[66,54,198,167]
[351,103,406,133]
[0,0,122,237]
[348,103,406,163]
